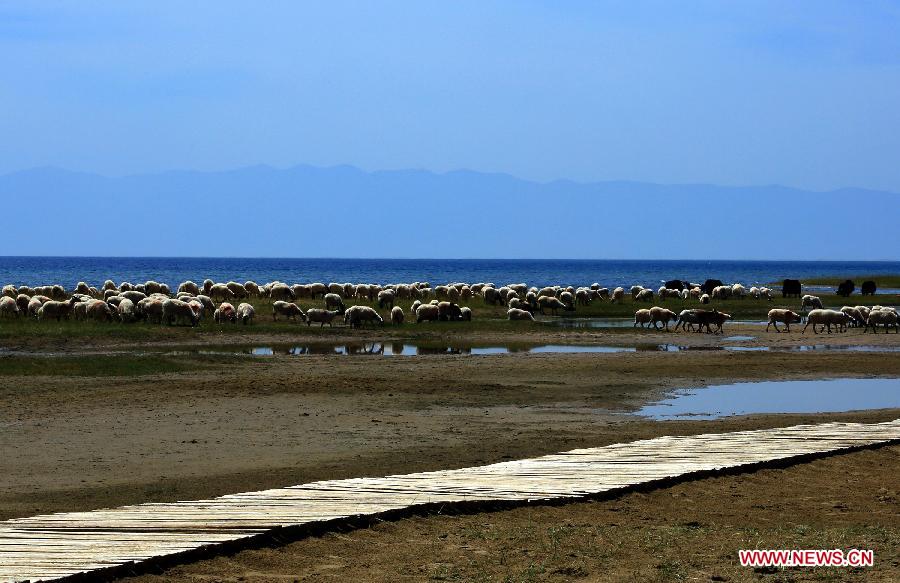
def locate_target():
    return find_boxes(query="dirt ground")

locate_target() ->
[1,323,898,581]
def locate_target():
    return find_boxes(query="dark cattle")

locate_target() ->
[782,279,802,298]
[700,279,723,295]
[836,279,855,297]
[664,279,686,291]
[692,309,733,334]
[861,280,877,296]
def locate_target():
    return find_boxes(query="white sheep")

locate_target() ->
[633,309,651,328]
[117,298,136,323]
[416,303,441,323]
[802,309,850,334]
[507,308,535,321]
[325,292,347,313]
[699,293,710,304]
[611,287,625,303]
[635,289,654,302]
[390,305,404,325]
[800,295,824,311]
[272,301,306,322]
[460,306,472,321]
[237,302,255,325]
[0,296,20,317]
[213,302,237,324]
[377,289,395,309]
[865,309,899,334]
[766,309,802,333]
[649,306,678,331]
[345,305,383,328]
[537,295,568,315]
[37,297,78,321]
[731,284,745,298]
[163,298,200,326]
[306,308,341,327]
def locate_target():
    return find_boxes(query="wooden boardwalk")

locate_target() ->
[2,419,899,582]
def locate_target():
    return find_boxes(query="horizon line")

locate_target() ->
[3,163,898,197]
[2,255,899,263]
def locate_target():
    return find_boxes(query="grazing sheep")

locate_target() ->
[117,298,136,323]
[325,292,347,313]
[558,291,575,308]
[120,290,147,304]
[633,309,652,328]
[596,288,610,301]
[800,295,823,311]
[507,308,535,321]
[328,283,344,296]
[802,309,850,334]
[136,298,164,323]
[482,286,501,305]
[272,301,307,322]
[415,303,441,323]
[689,287,702,300]
[731,284,745,298]
[74,282,91,295]
[538,286,557,298]
[611,287,625,303]
[237,302,255,325]
[225,281,248,299]
[699,293,710,304]
[863,308,899,334]
[309,283,329,298]
[635,289,654,302]
[213,302,237,324]
[37,297,78,321]
[306,308,341,327]
[711,285,732,300]
[460,306,472,321]
[2,284,17,298]
[269,283,295,301]
[537,295,568,315]
[0,296,20,317]
[649,306,678,331]
[86,299,116,322]
[390,305,404,325]
[15,294,30,316]
[630,285,644,300]
[437,301,463,321]
[344,305,384,328]
[410,299,422,315]
[178,281,200,296]
[840,306,866,328]
[163,299,200,326]
[208,284,236,303]
[766,309,802,332]
[377,289,395,309]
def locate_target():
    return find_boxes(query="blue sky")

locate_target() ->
[2,1,900,192]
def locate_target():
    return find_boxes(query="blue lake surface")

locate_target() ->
[1,257,898,289]
[638,378,900,420]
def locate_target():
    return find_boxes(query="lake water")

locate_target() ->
[638,378,900,420]
[1,257,898,290]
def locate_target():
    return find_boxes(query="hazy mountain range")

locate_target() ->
[2,165,897,260]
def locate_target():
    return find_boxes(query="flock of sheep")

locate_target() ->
[0,277,897,334]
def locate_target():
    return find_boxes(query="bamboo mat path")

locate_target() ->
[2,419,899,582]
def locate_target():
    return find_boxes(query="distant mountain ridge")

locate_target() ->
[2,165,897,259]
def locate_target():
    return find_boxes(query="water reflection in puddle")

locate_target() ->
[180,342,900,357]
[638,378,900,420]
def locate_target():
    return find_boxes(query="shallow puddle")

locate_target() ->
[171,342,900,357]
[638,378,900,420]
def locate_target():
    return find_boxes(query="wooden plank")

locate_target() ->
[1,419,898,583]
